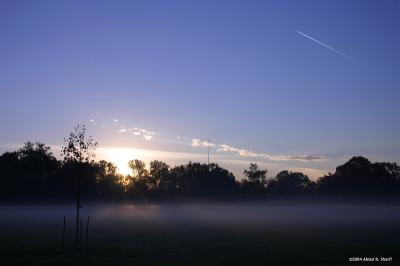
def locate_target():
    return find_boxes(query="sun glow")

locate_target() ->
[96,146,207,176]
[97,147,148,176]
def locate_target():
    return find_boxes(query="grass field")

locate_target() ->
[0,203,398,265]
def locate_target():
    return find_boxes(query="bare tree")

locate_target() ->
[61,124,97,250]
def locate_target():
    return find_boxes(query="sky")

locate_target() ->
[1,0,400,179]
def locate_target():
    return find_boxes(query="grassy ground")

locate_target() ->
[1,221,398,265]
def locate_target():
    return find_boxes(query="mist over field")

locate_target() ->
[2,203,400,227]
[1,203,398,265]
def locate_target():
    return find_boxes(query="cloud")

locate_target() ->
[112,122,155,141]
[286,155,326,162]
[217,144,257,157]
[139,129,154,134]
[176,136,191,141]
[214,143,326,162]
[191,138,216,148]
[128,128,155,140]
[138,129,155,140]
[93,117,326,162]
[297,30,355,62]
[143,135,153,141]
[264,154,326,162]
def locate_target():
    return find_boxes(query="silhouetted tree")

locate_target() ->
[2,141,400,202]
[19,142,59,196]
[0,142,59,199]
[267,170,314,197]
[244,163,267,185]
[149,160,170,192]
[170,162,238,197]
[61,124,98,249]
[95,160,124,198]
[0,151,20,198]
[128,159,148,179]
[127,159,150,197]
[97,160,118,176]
[317,156,400,199]
[206,163,238,197]
[240,163,267,196]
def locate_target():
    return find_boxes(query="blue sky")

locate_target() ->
[1,0,399,178]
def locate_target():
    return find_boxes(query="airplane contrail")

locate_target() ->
[297,30,355,62]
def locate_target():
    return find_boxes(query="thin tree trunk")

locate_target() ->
[85,215,89,250]
[62,215,66,252]
[75,166,81,250]
[79,218,83,250]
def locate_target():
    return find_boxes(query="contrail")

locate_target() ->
[297,30,355,62]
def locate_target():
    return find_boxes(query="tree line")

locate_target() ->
[1,136,400,202]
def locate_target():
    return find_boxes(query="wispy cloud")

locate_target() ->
[117,127,155,141]
[218,144,257,157]
[143,134,153,141]
[297,30,355,62]
[191,138,215,148]
[264,154,326,162]
[118,128,127,133]
[90,118,156,141]
[89,118,326,162]
[192,139,326,162]
[137,129,155,140]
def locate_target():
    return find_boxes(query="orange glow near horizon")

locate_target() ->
[96,146,208,176]
[93,146,327,180]
[97,147,147,176]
